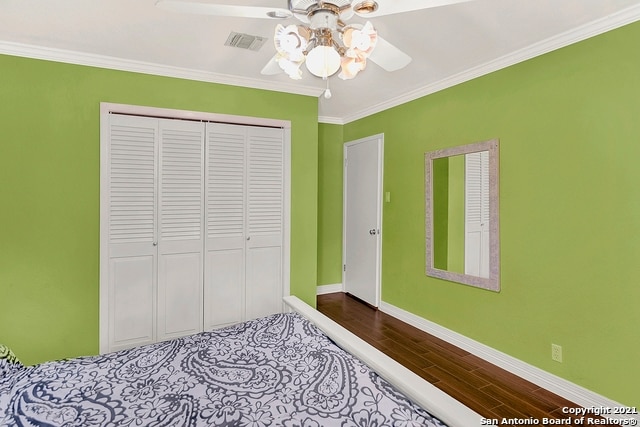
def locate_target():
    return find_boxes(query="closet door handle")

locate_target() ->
[153,242,158,246]
[246,236,251,241]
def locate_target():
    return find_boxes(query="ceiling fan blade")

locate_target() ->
[261,55,282,75]
[356,0,473,18]
[368,36,412,72]
[155,0,292,19]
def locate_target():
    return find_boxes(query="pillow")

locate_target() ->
[0,343,24,379]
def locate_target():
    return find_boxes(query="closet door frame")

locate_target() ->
[99,102,291,354]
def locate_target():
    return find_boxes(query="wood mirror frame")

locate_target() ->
[425,139,500,291]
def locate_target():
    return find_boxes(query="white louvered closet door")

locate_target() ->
[104,113,285,350]
[204,123,247,329]
[245,127,284,320]
[203,123,284,330]
[157,120,205,341]
[465,150,490,278]
[107,114,158,352]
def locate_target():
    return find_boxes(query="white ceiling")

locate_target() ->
[1,0,639,123]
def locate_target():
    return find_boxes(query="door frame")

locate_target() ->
[342,133,384,307]
[99,102,291,353]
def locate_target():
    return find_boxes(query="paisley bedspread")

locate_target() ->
[0,312,447,426]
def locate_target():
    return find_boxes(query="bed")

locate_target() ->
[0,296,482,426]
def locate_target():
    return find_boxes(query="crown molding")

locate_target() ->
[317,115,345,125]
[0,41,324,98]
[338,3,640,124]
[2,2,639,124]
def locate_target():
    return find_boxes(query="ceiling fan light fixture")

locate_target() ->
[277,56,304,80]
[274,24,308,60]
[343,21,377,58]
[309,9,339,31]
[267,2,395,84]
[353,1,378,15]
[159,0,419,90]
[305,45,341,78]
[350,30,371,51]
[339,56,366,80]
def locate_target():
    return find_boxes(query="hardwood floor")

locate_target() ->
[317,292,614,425]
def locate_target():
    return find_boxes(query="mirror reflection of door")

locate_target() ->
[432,151,489,278]
[464,151,490,278]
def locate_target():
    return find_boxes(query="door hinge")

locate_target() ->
[343,264,346,272]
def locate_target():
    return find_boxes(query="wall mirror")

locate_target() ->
[425,139,500,291]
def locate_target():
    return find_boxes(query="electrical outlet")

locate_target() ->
[551,344,563,363]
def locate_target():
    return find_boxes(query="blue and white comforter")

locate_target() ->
[0,312,446,426]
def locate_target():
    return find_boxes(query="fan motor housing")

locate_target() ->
[309,10,339,30]
[291,0,355,23]
[291,0,352,10]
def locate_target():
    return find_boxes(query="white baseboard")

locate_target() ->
[378,300,638,422]
[316,283,343,295]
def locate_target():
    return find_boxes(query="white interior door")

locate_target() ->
[343,134,383,307]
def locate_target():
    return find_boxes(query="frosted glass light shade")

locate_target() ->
[339,56,366,80]
[305,45,341,78]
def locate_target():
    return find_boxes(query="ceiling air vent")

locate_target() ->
[225,32,267,51]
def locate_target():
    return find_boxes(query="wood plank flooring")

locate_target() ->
[317,292,614,425]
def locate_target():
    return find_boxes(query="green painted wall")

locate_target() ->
[447,154,465,274]
[431,155,465,273]
[317,123,344,285]
[333,22,640,406]
[0,54,319,365]
[432,157,450,270]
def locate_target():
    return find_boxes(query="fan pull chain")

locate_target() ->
[323,77,332,99]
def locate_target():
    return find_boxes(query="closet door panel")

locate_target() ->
[157,120,205,340]
[107,115,158,352]
[245,246,281,320]
[110,256,155,351]
[204,249,244,329]
[204,123,246,329]
[245,127,284,318]
[206,124,246,241]
[157,252,202,340]
[247,128,283,241]
[108,116,157,252]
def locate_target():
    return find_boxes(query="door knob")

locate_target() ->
[369,229,377,235]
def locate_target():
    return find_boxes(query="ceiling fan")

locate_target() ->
[156,0,472,84]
